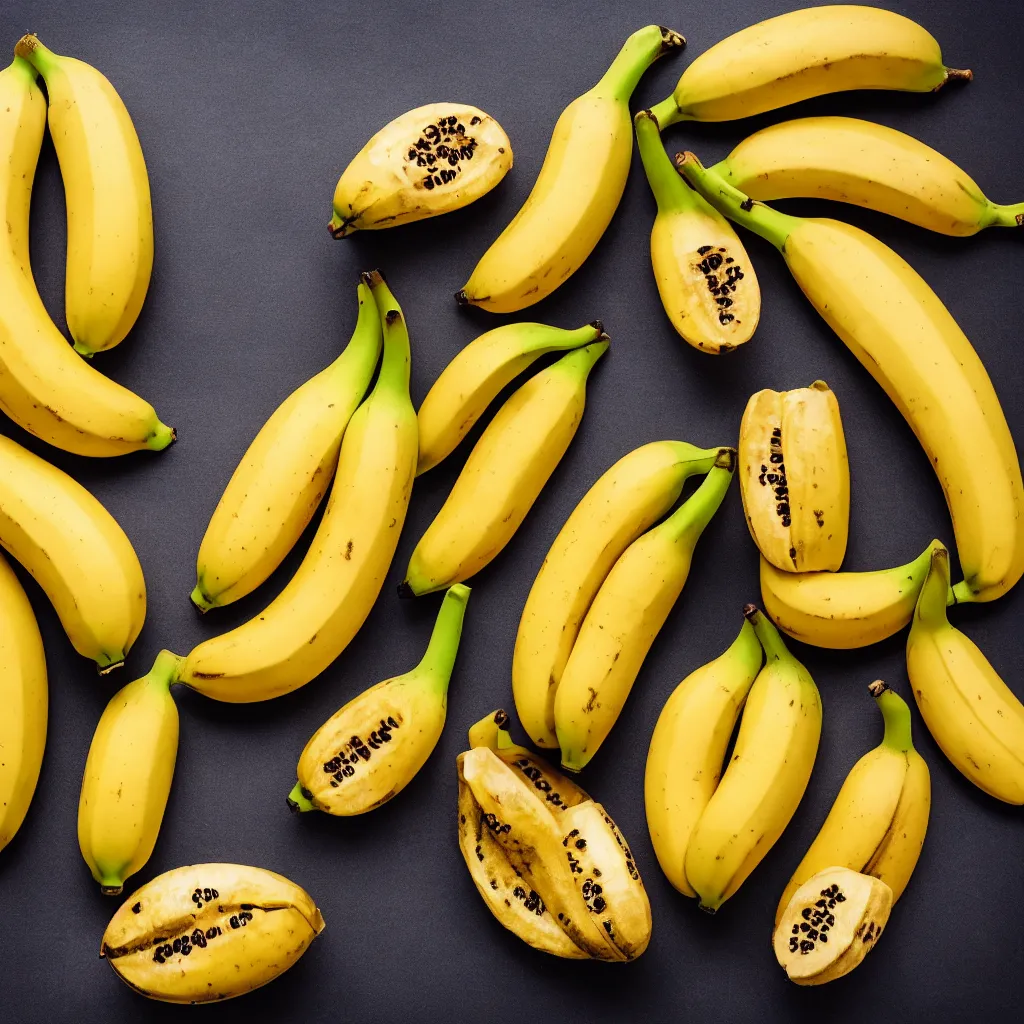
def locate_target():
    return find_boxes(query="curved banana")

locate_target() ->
[644,619,762,896]
[288,584,469,815]
[404,340,608,596]
[458,25,684,313]
[685,606,822,912]
[101,863,325,1003]
[79,651,182,894]
[555,452,736,771]
[513,440,725,749]
[178,275,417,702]
[193,278,381,611]
[678,154,1024,604]
[0,552,47,854]
[711,116,1024,236]
[0,57,172,456]
[635,109,758,352]
[16,34,152,356]
[907,546,1024,803]
[0,434,146,670]
[417,320,603,475]
[650,6,969,126]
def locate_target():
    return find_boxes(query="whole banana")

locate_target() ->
[685,605,822,912]
[907,546,1024,803]
[288,584,469,815]
[178,275,417,701]
[0,434,146,670]
[555,451,736,772]
[458,25,684,313]
[79,651,182,894]
[513,440,724,749]
[644,619,763,896]
[417,320,604,475]
[711,116,1024,236]
[193,277,381,611]
[678,154,1024,604]
[101,863,324,1003]
[15,34,152,356]
[650,6,969,126]
[403,340,608,596]
[0,551,47,854]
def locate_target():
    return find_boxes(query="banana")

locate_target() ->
[685,605,822,912]
[906,546,1024,803]
[0,551,47,854]
[677,154,1024,604]
[288,584,469,815]
[513,440,725,749]
[417,320,604,475]
[403,340,608,596]
[555,451,737,772]
[192,277,381,611]
[0,434,146,670]
[644,619,763,896]
[739,381,849,572]
[649,6,970,126]
[100,863,324,1003]
[78,651,182,894]
[0,57,172,456]
[457,711,651,960]
[330,104,511,237]
[15,34,152,356]
[458,25,684,313]
[711,116,1024,236]
[178,274,417,702]
[634,109,758,353]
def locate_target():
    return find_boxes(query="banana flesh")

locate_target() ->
[100,863,325,1003]
[330,104,511,237]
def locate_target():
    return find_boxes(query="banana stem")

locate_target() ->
[988,201,1024,228]
[635,110,698,216]
[416,584,471,691]
[550,338,609,378]
[593,25,685,103]
[744,604,792,664]
[468,710,511,749]
[7,54,38,84]
[868,681,915,753]
[365,271,411,395]
[330,279,383,377]
[915,546,952,627]
[661,448,736,541]
[13,34,58,72]
[147,650,185,691]
[287,782,316,813]
[648,95,681,130]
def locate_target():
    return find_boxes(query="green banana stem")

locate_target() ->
[648,94,681,131]
[724,618,764,676]
[13,34,59,73]
[635,110,699,216]
[744,604,792,664]
[287,782,316,813]
[592,25,685,103]
[365,271,411,395]
[987,201,1024,228]
[416,584,471,692]
[146,649,185,690]
[868,681,915,753]
[7,54,38,84]
[663,448,736,541]
[915,545,952,629]
[330,279,383,378]
[550,338,610,379]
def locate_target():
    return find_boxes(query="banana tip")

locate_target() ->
[742,603,760,622]
[454,289,470,306]
[868,680,889,698]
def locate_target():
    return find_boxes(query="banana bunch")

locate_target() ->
[459,25,684,313]
[330,104,511,237]
[678,155,1024,604]
[79,651,182,894]
[178,274,417,701]
[649,6,969,127]
[907,546,1024,803]
[634,109,758,353]
[711,116,1024,236]
[402,339,608,596]
[288,584,469,815]
[193,276,382,611]
[739,381,849,572]
[457,711,651,960]
[100,863,324,1003]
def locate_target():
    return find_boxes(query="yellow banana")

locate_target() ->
[193,277,381,611]
[0,551,47,854]
[650,6,969,126]
[403,340,608,596]
[644,619,762,897]
[178,274,417,701]
[417,320,604,475]
[513,440,724,749]
[15,34,152,356]
[100,863,324,1003]
[79,651,182,894]
[685,606,822,912]
[458,25,684,313]
[906,546,1024,803]
[555,452,736,772]
[678,154,1024,604]
[711,116,1024,236]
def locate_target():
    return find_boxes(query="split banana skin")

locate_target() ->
[2,3,1024,1003]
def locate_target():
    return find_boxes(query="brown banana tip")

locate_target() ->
[13,34,38,58]
[328,222,345,239]
[361,268,385,287]
[589,319,604,333]
[396,581,415,599]
[597,332,611,344]
[454,289,470,306]
[714,447,737,471]
[742,603,760,621]
[945,67,973,83]
[659,27,686,50]
[100,884,123,896]
[493,709,510,728]
[286,796,300,813]
[868,680,889,698]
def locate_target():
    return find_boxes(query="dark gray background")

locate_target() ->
[0,1,1022,1020]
